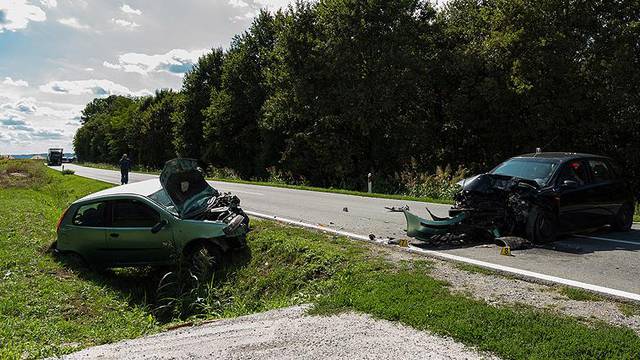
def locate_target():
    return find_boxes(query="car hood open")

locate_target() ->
[159,158,218,217]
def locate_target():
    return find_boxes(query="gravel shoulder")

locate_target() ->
[60,305,497,360]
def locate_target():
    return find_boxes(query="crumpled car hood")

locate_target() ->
[159,158,218,217]
[461,173,539,194]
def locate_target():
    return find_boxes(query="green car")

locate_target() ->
[55,159,249,274]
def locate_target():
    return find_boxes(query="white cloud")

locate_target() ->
[120,4,141,15]
[58,17,90,30]
[39,79,151,96]
[1,97,37,114]
[102,48,208,75]
[228,0,248,8]
[112,18,140,29]
[254,0,292,10]
[40,0,56,8]
[232,10,257,21]
[2,77,29,87]
[0,0,46,32]
[84,67,94,72]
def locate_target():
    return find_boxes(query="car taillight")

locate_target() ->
[56,207,69,233]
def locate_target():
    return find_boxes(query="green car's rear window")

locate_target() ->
[73,202,107,227]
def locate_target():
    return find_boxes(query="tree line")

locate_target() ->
[74,0,640,193]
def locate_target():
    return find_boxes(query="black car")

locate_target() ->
[450,152,635,243]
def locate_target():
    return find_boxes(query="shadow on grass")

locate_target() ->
[50,243,252,323]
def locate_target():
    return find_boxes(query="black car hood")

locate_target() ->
[159,158,218,217]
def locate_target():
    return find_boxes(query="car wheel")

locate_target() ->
[183,243,221,284]
[611,203,634,232]
[526,206,558,244]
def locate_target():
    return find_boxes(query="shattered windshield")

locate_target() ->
[491,158,560,186]
[148,189,178,216]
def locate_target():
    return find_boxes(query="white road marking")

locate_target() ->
[575,235,640,246]
[246,210,640,302]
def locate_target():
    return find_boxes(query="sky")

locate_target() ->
[0,0,295,155]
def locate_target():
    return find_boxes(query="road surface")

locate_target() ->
[54,164,640,299]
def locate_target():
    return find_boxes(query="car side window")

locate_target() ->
[588,160,612,183]
[557,161,589,186]
[73,202,107,227]
[111,199,160,228]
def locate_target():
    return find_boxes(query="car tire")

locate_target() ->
[183,243,222,284]
[526,206,558,244]
[611,203,634,232]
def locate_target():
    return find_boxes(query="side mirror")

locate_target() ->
[561,180,578,188]
[151,219,168,234]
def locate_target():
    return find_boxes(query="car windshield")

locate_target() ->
[491,158,560,186]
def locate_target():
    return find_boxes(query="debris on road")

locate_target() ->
[343,207,349,212]
[388,173,546,249]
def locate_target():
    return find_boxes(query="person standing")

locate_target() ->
[119,154,131,185]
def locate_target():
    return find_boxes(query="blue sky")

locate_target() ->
[0,0,293,154]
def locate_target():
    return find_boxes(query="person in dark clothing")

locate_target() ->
[119,154,131,184]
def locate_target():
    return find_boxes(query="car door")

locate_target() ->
[556,160,596,232]
[62,201,109,263]
[586,158,621,223]
[105,198,173,265]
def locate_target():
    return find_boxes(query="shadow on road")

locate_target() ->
[542,229,640,255]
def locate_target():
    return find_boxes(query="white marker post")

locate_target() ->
[367,172,372,193]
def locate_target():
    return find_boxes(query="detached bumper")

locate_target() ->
[403,210,466,241]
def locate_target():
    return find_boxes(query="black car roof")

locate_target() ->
[514,152,610,162]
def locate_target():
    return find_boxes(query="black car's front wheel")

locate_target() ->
[526,206,558,244]
[611,203,634,232]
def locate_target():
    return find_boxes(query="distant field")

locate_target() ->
[1,160,639,359]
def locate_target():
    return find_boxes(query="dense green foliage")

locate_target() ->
[74,0,640,193]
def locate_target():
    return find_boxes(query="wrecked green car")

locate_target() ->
[55,158,249,274]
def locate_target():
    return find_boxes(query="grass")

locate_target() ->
[619,303,640,317]
[558,286,605,302]
[77,161,453,205]
[0,160,157,359]
[3,160,639,359]
[453,262,498,276]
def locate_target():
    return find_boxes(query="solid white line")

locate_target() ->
[574,235,640,246]
[246,210,640,302]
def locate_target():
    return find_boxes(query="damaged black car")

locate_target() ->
[401,153,635,245]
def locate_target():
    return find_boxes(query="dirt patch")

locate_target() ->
[61,305,498,359]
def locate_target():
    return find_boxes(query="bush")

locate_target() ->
[396,164,468,200]
[206,166,241,180]
[61,169,75,175]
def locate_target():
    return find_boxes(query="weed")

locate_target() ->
[558,287,605,302]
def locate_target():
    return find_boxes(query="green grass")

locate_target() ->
[453,262,498,276]
[558,286,605,302]
[77,161,453,205]
[0,160,158,359]
[619,303,640,317]
[3,160,639,359]
[311,267,640,359]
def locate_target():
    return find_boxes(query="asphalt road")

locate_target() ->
[54,164,640,298]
